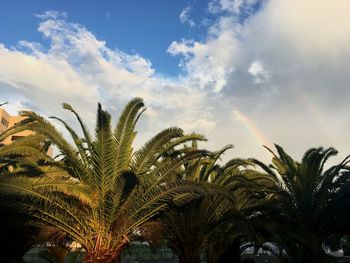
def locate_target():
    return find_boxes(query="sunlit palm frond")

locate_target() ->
[1,98,214,262]
[131,127,184,175]
[113,98,145,177]
[18,111,91,183]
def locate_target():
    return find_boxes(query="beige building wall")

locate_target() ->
[0,107,53,156]
[0,108,34,145]
[0,108,11,133]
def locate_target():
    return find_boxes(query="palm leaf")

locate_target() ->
[113,98,145,177]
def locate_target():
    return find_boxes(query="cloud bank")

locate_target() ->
[1,0,350,162]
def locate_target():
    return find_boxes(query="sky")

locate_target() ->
[1,0,350,163]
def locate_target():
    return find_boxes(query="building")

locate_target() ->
[0,107,53,156]
[0,107,34,145]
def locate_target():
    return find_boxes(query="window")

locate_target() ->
[11,135,23,141]
[1,117,9,127]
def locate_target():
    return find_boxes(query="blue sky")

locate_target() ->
[0,0,214,76]
[1,0,350,162]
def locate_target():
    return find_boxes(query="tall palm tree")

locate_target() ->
[0,98,208,263]
[160,143,276,263]
[206,156,278,263]
[251,145,350,263]
[160,145,233,263]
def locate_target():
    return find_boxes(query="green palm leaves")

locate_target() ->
[0,98,208,262]
[252,145,350,263]
[160,144,273,263]
[2,98,350,263]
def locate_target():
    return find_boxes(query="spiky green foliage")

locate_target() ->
[204,156,279,263]
[0,98,208,263]
[160,143,276,263]
[0,132,60,262]
[250,145,350,263]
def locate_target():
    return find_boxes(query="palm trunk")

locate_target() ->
[217,239,241,263]
[178,254,201,263]
[82,249,121,263]
[169,243,201,263]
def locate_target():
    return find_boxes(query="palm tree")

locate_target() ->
[0,133,54,262]
[160,143,276,263]
[206,156,278,263]
[0,98,208,263]
[251,145,350,263]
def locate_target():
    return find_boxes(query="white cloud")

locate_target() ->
[168,0,350,161]
[179,6,196,28]
[0,13,216,144]
[0,44,98,114]
[34,10,67,20]
[248,61,269,83]
[3,1,350,163]
[168,16,239,92]
[208,0,260,16]
[244,0,350,64]
[179,117,216,133]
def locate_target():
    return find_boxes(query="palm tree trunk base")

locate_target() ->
[217,239,241,263]
[179,255,201,263]
[82,250,121,263]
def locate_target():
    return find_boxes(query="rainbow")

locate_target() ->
[232,110,273,148]
[293,90,335,146]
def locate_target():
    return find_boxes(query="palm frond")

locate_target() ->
[17,111,91,183]
[92,103,116,193]
[0,176,92,248]
[62,102,93,152]
[159,133,207,158]
[131,127,184,175]
[113,98,145,177]
[49,116,91,171]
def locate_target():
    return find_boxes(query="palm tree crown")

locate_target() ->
[0,98,207,263]
[252,145,350,263]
